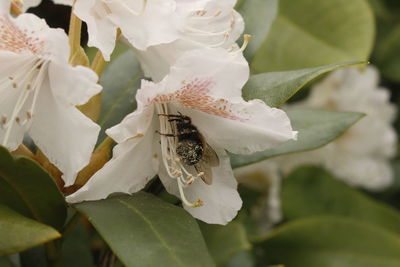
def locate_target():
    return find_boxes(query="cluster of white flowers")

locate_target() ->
[236,66,398,228]
[2,0,297,224]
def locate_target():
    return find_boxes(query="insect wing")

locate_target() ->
[195,162,213,185]
[199,135,220,167]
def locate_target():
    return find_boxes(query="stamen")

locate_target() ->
[178,179,203,208]
[229,34,252,53]
[1,59,47,146]
[156,103,204,208]
[1,115,7,128]
[239,34,252,52]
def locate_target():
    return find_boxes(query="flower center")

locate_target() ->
[156,103,204,208]
[0,57,48,146]
[0,16,45,54]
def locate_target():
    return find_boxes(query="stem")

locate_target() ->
[10,0,22,15]
[68,4,82,64]
[91,51,107,77]
[11,144,35,159]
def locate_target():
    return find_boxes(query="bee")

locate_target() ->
[157,113,220,185]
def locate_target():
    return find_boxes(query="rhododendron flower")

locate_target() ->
[136,0,245,81]
[72,0,180,60]
[0,3,101,186]
[281,66,397,190]
[67,48,297,225]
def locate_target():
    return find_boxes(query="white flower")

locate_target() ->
[72,0,180,61]
[67,48,297,225]
[136,0,245,81]
[234,161,282,232]
[53,0,72,6]
[0,5,101,186]
[282,66,397,191]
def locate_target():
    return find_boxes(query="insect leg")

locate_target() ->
[155,130,178,137]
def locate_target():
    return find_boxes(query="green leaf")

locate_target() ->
[227,251,255,267]
[230,108,363,168]
[282,166,400,235]
[0,204,60,256]
[374,24,400,82]
[0,147,67,230]
[0,257,13,267]
[60,216,94,267]
[74,193,215,267]
[243,61,365,107]
[236,0,278,59]
[199,221,251,266]
[251,0,375,72]
[98,50,143,141]
[258,216,400,267]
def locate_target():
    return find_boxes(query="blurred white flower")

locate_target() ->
[234,161,282,232]
[235,66,397,229]
[72,0,180,61]
[67,48,297,225]
[0,5,101,186]
[136,0,245,81]
[282,66,397,191]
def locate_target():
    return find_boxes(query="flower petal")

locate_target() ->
[23,0,41,11]
[52,0,72,6]
[179,98,297,155]
[48,62,101,106]
[159,149,242,225]
[28,79,100,186]
[106,0,179,50]
[325,155,394,191]
[166,48,249,99]
[74,0,117,60]
[67,122,159,203]
[105,98,154,144]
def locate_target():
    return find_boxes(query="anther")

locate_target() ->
[15,116,20,124]
[239,34,252,52]
[196,10,207,16]
[1,115,7,126]
[12,82,17,89]
[26,111,32,119]
[214,10,222,17]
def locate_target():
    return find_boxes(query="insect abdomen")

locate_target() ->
[176,139,204,165]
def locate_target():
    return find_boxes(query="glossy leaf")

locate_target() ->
[251,0,375,72]
[243,61,365,107]
[0,257,13,267]
[230,109,363,168]
[258,216,400,267]
[236,0,278,59]
[0,205,60,256]
[0,147,67,230]
[282,166,400,235]
[374,25,400,82]
[60,217,94,267]
[97,50,143,141]
[75,193,215,267]
[199,221,251,266]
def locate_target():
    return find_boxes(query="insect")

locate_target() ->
[157,113,220,185]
